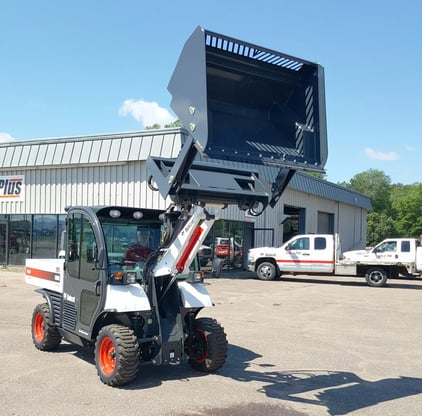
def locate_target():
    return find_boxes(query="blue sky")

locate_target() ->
[1,1,421,185]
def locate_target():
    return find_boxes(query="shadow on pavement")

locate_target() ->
[222,344,422,415]
[49,340,422,414]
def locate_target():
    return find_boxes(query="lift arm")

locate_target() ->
[146,25,328,279]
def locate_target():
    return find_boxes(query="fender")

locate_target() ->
[178,281,213,308]
[103,284,151,312]
[34,288,60,324]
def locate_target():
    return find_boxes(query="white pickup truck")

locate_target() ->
[247,234,422,287]
[343,237,421,263]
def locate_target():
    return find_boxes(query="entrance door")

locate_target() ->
[62,211,102,336]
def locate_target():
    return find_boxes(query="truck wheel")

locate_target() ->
[365,267,388,287]
[31,303,62,351]
[95,324,140,387]
[187,317,227,373]
[256,261,278,280]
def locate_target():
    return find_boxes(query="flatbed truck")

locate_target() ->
[248,234,422,287]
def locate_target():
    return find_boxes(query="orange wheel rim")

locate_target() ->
[99,336,116,376]
[33,312,45,343]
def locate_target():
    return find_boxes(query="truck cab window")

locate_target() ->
[376,241,396,253]
[290,237,310,250]
[401,241,410,252]
[314,237,327,250]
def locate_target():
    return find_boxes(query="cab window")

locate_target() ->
[67,213,98,283]
[289,237,310,250]
[314,237,327,250]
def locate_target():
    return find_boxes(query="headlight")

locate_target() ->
[186,270,204,283]
[125,272,137,284]
[111,271,137,285]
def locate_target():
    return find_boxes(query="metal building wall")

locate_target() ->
[0,161,173,215]
[0,129,184,215]
[2,161,366,250]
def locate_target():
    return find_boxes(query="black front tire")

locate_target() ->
[31,303,62,351]
[256,261,278,280]
[187,317,227,373]
[95,324,140,387]
[365,267,388,287]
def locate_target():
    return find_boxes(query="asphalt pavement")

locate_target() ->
[1,269,422,415]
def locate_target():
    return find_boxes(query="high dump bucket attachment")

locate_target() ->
[149,26,328,214]
[168,26,327,170]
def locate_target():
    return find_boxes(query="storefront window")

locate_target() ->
[9,215,31,265]
[1,214,249,269]
[32,215,58,259]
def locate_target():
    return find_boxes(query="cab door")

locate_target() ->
[279,236,314,273]
[310,236,334,273]
[278,235,332,274]
[62,211,103,338]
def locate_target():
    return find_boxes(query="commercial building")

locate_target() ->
[0,128,371,267]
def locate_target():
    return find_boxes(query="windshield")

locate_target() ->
[96,206,200,281]
[102,222,162,259]
[374,241,396,253]
[98,210,162,279]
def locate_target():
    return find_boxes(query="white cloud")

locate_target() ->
[364,147,399,161]
[0,132,17,143]
[405,145,416,151]
[118,99,176,127]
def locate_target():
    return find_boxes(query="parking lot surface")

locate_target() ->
[1,270,422,416]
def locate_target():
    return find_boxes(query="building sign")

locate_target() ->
[0,175,25,202]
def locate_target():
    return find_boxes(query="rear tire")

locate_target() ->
[256,261,278,280]
[31,303,61,351]
[95,324,140,386]
[365,267,388,287]
[187,317,227,373]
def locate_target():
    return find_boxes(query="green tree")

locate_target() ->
[341,169,395,244]
[347,169,392,214]
[165,120,182,128]
[145,119,183,130]
[366,212,396,246]
[145,123,161,130]
[342,170,422,243]
[391,184,422,238]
